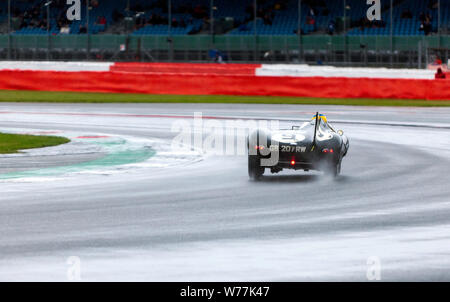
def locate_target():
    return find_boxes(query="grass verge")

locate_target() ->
[0,90,448,107]
[0,132,70,154]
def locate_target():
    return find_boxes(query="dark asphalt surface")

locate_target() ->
[0,103,449,281]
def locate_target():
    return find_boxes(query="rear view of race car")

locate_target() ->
[247,113,349,180]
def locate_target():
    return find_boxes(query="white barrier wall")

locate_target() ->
[0,62,447,99]
[256,64,436,79]
[0,61,113,72]
[0,61,438,79]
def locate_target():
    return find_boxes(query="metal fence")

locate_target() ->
[1,0,449,67]
[0,34,449,68]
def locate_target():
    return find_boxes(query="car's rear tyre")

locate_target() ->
[331,160,341,177]
[325,160,341,178]
[248,155,265,180]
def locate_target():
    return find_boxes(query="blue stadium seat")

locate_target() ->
[3,0,448,36]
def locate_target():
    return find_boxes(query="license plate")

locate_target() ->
[271,145,306,153]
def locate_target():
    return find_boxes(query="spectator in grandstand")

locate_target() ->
[306,12,315,25]
[419,12,426,23]
[401,9,413,19]
[245,4,255,21]
[434,57,443,65]
[112,9,124,23]
[306,15,316,30]
[135,15,145,30]
[293,28,305,35]
[148,14,156,25]
[428,0,438,9]
[257,8,264,19]
[373,19,386,28]
[38,19,46,30]
[148,13,167,26]
[215,53,224,63]
[308,6,316,18]
[60,26,70,34]
[274,1,287,11]
[172,18,179,28]
[79,24,87,34]
[420,17,432,35]
[96,16,107,26]
[208,49,221,62]
[263,10,274,26]
[90,0,99,9]
[327,20,335,35]
[435,68,446,79]
[193,5,207,19]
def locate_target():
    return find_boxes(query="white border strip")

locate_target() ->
[256,64,435,79]
[0,61,113,72]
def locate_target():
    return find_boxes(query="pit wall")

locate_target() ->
[0,62,448,100]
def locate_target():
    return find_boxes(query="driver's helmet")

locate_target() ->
[311,113,327,123]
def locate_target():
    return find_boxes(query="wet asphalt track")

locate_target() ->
[0,103,449,281]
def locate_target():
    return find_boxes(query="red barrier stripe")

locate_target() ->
[0,70,449,100]
[110,62,260,75]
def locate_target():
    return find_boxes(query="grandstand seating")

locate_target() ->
[1,0,448,36]
[229,0,344,35]
[348,0,441,36]
[10,0,111,35]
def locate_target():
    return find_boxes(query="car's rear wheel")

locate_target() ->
[331,160,341,177]
[248,155,265,180]
[324,159,341,177]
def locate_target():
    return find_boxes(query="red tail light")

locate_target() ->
[291,160,295,165]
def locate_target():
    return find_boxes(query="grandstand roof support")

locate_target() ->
[297,0,301,33]
[210,0,215,45]
[343,0,348,63]
[168,0,171,37]
[390,0,393,67]
[7,0,10,60]
[253,0,257,61]
[298,0,303,62]
[438,0,441,36]
[297,0,301,35]
[210,0,214,36]
[343,0,346,33]
[45,1,51,61]
[253,0,257,36]
[168,0,173,61]
[86,0,90,60]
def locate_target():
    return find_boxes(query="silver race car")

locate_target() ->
[248,113,349,180]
